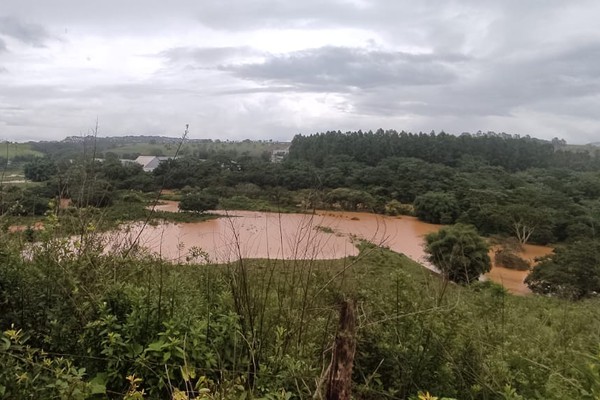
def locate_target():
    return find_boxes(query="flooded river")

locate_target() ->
[123,201,552,294]
[487,244,553,294]
[119,205,438,263]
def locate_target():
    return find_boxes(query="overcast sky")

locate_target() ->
[1,1,599,143]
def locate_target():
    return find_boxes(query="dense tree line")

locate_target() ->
[150,154,599,246]
[288,130,600,171]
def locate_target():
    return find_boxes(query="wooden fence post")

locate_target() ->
[326,299,357,400]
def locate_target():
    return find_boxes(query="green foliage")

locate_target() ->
[494,248,530,270]
[1,224,600,399]
[425,224,491,284]
[499,203,556,244]
[526,240,600,299]
[219,195,273,211]
[179,192,219,213]
[0,185,51,216]
[120,190,146,203]
[414,191,460,224]
[384,199,414,216]
[23,157,57,182]
[289,130,600,171]
[325,187,375,211]
[100,157,157,192]
[0,327,92,399]
[70,178,115,208]
[576,351,600,399]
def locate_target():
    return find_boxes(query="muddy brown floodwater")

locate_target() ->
[486,244,553,294]
[122,201,552,294]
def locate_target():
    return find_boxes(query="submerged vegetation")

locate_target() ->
[2,130,600,398]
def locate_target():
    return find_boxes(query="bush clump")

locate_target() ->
[494,248,530,270]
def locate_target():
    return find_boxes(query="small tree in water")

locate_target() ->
[178,192,218,213]
[425,224,491,284]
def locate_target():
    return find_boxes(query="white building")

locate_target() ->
[270,148,289,163]
[134,156,172,172]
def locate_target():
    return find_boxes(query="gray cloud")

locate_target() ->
[224,47,467,92]
[193,0,363,30]
[460,42,600,117]
[1,0,600,143]
[159,46,258,67]
[0,16,51,47]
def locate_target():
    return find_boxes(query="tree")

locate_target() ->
[500,204,555,244]
[525,240,600,299]
[70,179,114,208]
[23,157,57,182]
[178,192,219,213]
[414,191,459,224]
[424,224,491,284]
[325,188,375,211]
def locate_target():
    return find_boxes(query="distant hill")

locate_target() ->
[62,135,185,144]
[0,142,44,160]
[563,143,600,154]
[28,136,290,160]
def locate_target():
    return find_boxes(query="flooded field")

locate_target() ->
[119,201,553,294]
[115,206,438,264]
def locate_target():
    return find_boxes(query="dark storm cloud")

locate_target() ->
[345,38,600,125]
[458,42,600,117]
[0,16,52,47]
[236,37,598,126]
[224,47,467,91]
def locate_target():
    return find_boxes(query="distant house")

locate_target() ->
[270,148,289,163]
[134,156,172,172]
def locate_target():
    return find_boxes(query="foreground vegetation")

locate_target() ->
[2,219,600,399]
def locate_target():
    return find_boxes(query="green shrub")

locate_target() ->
[494,248,530,270]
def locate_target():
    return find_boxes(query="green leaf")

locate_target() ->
[128,343,143,357]
[147,340,164,352]
[89,373,107,395]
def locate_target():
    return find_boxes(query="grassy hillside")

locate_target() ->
[1,230,598,399]
[0,142,43,159]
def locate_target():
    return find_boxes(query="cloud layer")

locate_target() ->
[0,0,599,142]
